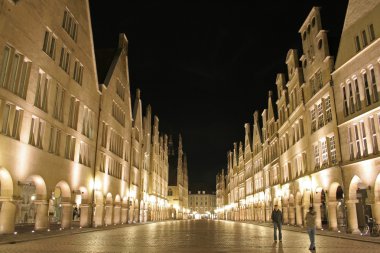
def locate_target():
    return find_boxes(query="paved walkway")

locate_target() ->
[238,220,380,244]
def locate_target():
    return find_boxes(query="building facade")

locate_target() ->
[216,1,380,234]
[189,190,216,219]
[0,0,171,234]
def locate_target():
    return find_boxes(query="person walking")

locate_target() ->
[305,206,317,251]
[271,204,283,243]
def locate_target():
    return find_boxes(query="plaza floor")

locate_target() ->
[0,220,379,253]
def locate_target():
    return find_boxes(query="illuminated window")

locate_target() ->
[112,101,125,126]
[64,134,76,160]
[109,129,123,158]
[329,136,336,165]
[101,122,108,148]
[53,83,65,122]
[370,68,378,102]
[34,70,50,112]
[354,78,361,111]
[116,80,125,101]
[348,82,355,114]
[321,139,328,165]
[99,152,106,173]
[325,96,332,123]
[342,86,349,116]
[363,72,371,106]
[311,108,317,132]
[314,144,320,169]
[360,121,368,156]
[68,96,80,129]
[73,59,83,85]
[370,116,378,153]
[1,103,23,139]
[29,117,45,149]
[317,102,324,128]
[48,127,61,155]
[59,46,71,73]
[42,29,56,60]
[348,127,354,160]
[79,141,90,167]
[354,125,361,158]
[82,107,94,139]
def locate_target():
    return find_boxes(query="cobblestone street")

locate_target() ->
[0,220,379,253]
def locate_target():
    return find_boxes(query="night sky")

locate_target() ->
[89,1,349,192]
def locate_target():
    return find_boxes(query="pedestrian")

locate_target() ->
[305,206,317,251]
[271,204,283,243]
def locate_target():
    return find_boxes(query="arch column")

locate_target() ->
[289,206,295,225]
[121,204,128,224]
[79,204,90,227]
[113,204,121,224]
[282,205,289,224]
[313,203,322,229]
[346,200,360,234]
[60,202,72,229]
[0,198,16,234]
[94,203,104,227]
[35,200,49,230]
[105,204,113,225]
[296,204,302,226]
[327,201,338,231]
[372,201,380,224]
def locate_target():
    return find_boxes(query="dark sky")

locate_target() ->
[89,1,349,192]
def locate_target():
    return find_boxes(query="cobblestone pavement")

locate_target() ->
[0,220,379,253]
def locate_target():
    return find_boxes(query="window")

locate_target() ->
[112,101,125,126]
[361,121,368,156]
[370,68,378,102]
[48,127,61,155]
[99,152,107,173]
[68,96,79,129]
[369,24,376,42]
[0,45,31,99]
[364,72,371,106]
[62,9,78,41]
[317,102,324,128]
[1,103,23,139]
[42,30,56,59]
[29,116,45,149]
[342,86,349,116]
[116,80,125,101]
[79,141,90,167]
[348,127,354,160]
[354,78,361,111]
[370,116,378,153]
[355,35,361,52]
[59,46,70,73]
[311,108,317,132]
[321,139,328,166]
[325,96,332,123]
[314,144,320,169]
[354,124,361,158]
[64,134,76,160]
[53,83,65,122]
[82,107,94,139]
[34,70,50,112]
[329,136,337,165]
[101,122,108,148]
[348,82,355,114]
[73,60,83,85]
[362,30,368,47]
[109,129,124,158]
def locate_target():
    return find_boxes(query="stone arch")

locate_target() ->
[104,193,113,225]
[113,194,122,225]
[0,167,15,234]
[55,180,71,200]
[348,175,363,200]
[106,193,113,205]
[328,182,341,201]
[25,174,47,199]
[115,194,121,204]
[0,167,13,197]
[79,186,89,203]
[314,187,324,204]
[77,186,90,228]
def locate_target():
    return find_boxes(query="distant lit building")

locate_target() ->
[189,190,216,219]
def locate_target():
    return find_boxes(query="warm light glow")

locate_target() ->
[72,163,81,188]
[94,180,101,191]
[149,195,156,204]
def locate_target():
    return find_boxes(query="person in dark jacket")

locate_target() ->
[271,204,283,242]
[305,206,316,251]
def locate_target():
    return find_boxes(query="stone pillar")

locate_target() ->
[60,202,72,229]
[346,200,360,234]
[282,205,289,224]
[296,204,303,226]
[289,206,295,225]
[113,205,121,224]
[35,200,49,230]
[121,205,128,224]
[104,204,113,225]
[0,199,16,234]
[327,201,338,231]
[79,204,90,228]
[313,203,322,229]
[372,202,380,225]
[94,203,104,227]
